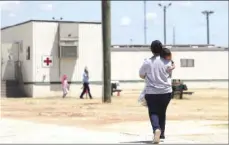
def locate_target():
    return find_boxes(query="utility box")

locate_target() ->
[58,23,79,58]
[59,37,78,58]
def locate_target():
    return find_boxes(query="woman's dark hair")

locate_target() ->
[150,40,163,54]
[161,47,171,58]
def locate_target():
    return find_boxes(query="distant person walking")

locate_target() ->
[61,74,69,98]
[139,40,173,144]
[79,67,93,99]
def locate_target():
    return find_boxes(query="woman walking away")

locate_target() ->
[139,40,173,144]
[138,48,175,108]
[80,67,93,99]
[61,74,69,98]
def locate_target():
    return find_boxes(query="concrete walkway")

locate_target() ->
[105,120,228,144]
[0,118,228,144]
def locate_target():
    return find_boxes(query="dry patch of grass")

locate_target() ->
[0,89,228,130]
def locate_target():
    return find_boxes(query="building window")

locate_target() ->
[180,59,194,67]
[26,46,30,60]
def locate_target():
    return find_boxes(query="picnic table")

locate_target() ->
[172,80,189,99]
[111,81,122,96]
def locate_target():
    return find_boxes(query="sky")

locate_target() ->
[0,1,228,47]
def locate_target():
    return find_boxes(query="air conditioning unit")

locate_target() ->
[59,37,78,58]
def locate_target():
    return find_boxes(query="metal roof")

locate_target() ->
[112,44,216,47]
[1,19,101,30]
[111,45,228,52]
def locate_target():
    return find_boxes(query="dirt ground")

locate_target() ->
[0,89,228,131]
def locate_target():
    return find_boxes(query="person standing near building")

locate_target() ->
[79,67,93,99]
[139,40,173,144]
[61,74,69,98]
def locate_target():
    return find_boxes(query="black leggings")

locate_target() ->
[80,83,92,99]
[145,93,172,137]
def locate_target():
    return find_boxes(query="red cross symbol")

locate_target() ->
[44,57,52,66]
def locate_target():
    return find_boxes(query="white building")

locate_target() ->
[1,20,228,98]
[111,45,228,90]
[1,20,103,98]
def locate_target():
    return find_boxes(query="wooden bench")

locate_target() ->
[183,91,194,95]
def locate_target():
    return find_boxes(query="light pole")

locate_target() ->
[130,38,133,45]
[143,0,147,44]
[173,26,176,45]
[202,10,214,45]
[158,3,172,45]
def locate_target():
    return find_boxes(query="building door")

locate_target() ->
[1,43,19,81]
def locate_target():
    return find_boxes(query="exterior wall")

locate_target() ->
[32,22,59,83]
[76,23,102,83]
[1,22,34,96]
[111,51,151,80]
[172,51,228,80]
[111,50,228,89]
[1,43,15,80]
[32,22,102,97]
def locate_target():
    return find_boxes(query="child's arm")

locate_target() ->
[167,60,175,72]
[170,60,175,70]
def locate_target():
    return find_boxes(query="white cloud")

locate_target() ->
[0,1,21,11]
[177,1,192,7]
[14,1,20,5]
[158,1,166,4]
[157,1,172,6]
[146,12,157,21]
[39,3,53,11]
[120,16,131,26]
[8,13,16,17]
[0,1,21,6]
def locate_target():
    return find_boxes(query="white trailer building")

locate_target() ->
[1,20,103,98]
[1,20,228,98]
[111,45,228,90]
